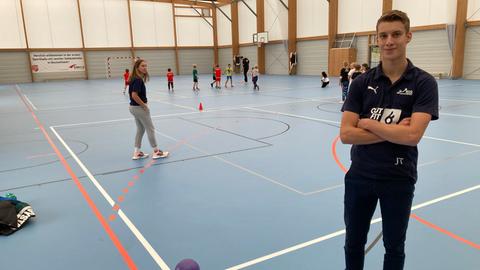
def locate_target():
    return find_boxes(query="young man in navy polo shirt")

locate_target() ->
[340,10,438,270]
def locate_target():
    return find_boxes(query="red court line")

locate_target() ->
[332,135,348,173]
[109,130,212,218]
[16,88,138,270]
[411,214,480,250]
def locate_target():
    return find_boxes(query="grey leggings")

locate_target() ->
[129,105,157,149]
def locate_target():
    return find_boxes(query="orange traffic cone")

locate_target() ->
[198,102,203,111]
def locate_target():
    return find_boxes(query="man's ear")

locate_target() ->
[406,32,412,43]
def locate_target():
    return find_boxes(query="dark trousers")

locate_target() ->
[322,81,330,88]
[243,68,249,82]
[341,81,349,101]
[344,174,414,270]
[168,81,173,90]
[252,76,258,90]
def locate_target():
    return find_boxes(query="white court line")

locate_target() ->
[150,99,196,111]
[226,183,480,270]
[23,94,38,111]
[301,149,480,196]
[245,107,341,125]
[423,136,480,148]
[153,129,306,195]
[51,111,199,128]
[150,91,189,98]
[37,101,127,111]
[244,107,480,148]
[50,127,171,270]
[440,98,480,103]
[51,97,337,129]
[302,183,344,196]
[440,112,480,119]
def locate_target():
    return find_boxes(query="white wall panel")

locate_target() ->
[239,46,257,69]
[297,0,328,38]
[178,49,214,75]
[265,43,289,74]
[218,47,233,71]
[131,1,174,47]
[296,40,328,75]
[464,26,480,79]
[355,36,369,66]
[24,0,82,48]
[155,3,175,46]
[0,52,31,83]
[0,0,26,48]
[175,8,199,16]
[265,0,288,41]
[176,17,213,46]
[239,0,257,44]
[217,6,232,46]
[80,0,131,48]
[393,0,457,26]
[338,0,382,33]
[131,1,157,46]
[135,49,176,76]
[86,50,131,79]
[407,30,452,75]
[468,0,480,21]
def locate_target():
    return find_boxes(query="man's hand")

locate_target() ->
[357,118,375,130]
[398,117,411,126]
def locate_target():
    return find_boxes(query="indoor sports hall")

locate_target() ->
[1,1,479,270]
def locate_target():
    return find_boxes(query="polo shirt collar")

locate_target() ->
[374,59,416,81]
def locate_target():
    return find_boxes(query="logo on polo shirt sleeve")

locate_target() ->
[370,108,402,124]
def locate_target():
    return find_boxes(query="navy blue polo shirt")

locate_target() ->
[342,59,439,183]
[129,77,147,106]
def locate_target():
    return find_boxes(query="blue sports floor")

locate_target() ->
[1,74,479,269]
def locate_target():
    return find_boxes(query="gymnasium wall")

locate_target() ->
[86,50,131,80]
[295,40,328,76]
[468,0,480,21]
[238,0,257,44]
[0,52,31,84]
[23,0,82,48]
[464,26,480,80]
[178,48,215,75]
[135,49,176,77]
[80,0,131,48]
[217,6,232,46]
[265,0,288,41]
[175,12,213,46]
[407,29,453,75]
[239,46,258,69]
[131,1,175,47]
[338,0,383,34]
[393,0,457,26]
[218,47,233,71]
[1,0,479,84]
[297,0,328,38]
[265,43,289,74]
[0,0,26,49]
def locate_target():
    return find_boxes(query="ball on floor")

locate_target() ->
[175,258,200,270]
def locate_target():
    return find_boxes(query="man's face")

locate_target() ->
[377,21,412,62]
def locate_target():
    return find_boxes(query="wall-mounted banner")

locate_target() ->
[30,52,85,73]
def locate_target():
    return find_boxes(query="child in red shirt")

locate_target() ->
[214,64,222,89]
[123,69,130,94]
[167,68,174,92]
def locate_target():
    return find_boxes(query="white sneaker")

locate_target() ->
[152,150,169,159]
[132,151,149,160]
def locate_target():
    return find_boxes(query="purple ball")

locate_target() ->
[175,259,200,270]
